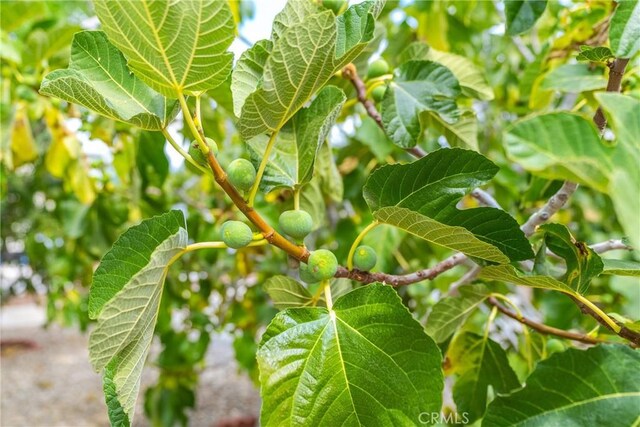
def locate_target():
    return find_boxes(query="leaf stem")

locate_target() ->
[347,221,379,270]
[168,240,268,267]
[178,93,209,153]
[571,293,620,333]
[323,280,333,310]
[161,128,209,174]
[293,186,301,211]
[248,130,279,207]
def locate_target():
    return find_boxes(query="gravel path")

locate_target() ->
[1,304,260,427]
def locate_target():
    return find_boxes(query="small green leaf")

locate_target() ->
[264,276,313,310]
[364,148,533,262]
[601,259,640,277]
[505,0,547,36]
[423,109,478,151]
[448,332,521,423]
[505,112,613,192]
[540,224,603,294]
[426,285,490,343]
[239,1,380,140]
[93,0,235,96]
[258,283,443,426]
[88,211,187,423]
[540,63,607,93]
[483,345,640,427]
[595,93,640,250]
[426,48,494,101]
[40,31,176,130]
[247,86,346,192]
[576,45,615,63]
[609,0,640,58]
[381,60,461,148]
[479,264,576,294]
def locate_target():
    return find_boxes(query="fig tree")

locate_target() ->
[353,245,377,271]
[307,249,338,281]
[220,220,253,249]
[227,158,256,191]
[279,210,313,240]
[367,59,390,79]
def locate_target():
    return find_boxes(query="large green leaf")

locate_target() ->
[258,283,443,426]
[40,31,175,130]
[93,0,234,97]
[363,148,533,262]
[271,0,322,42]
[88,211,187,424]
[247,86,346,192]
[239,1,380,140]
[504,112,613,192]
[540,63,607,93]
[540,224,603,294]
[426,285,489,343]
[483,345,640,427]
[231,40,272,118]
[381,60,461,148]
[595,93,640,250]
[426,49,494,101]
[448,332,521,423]
[505,0,547,36]
[602,259,640,277]
[609,0,640,58]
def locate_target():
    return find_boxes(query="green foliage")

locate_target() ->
[258,284,443,426]
[353,245,377,271]
[5,0,640,425]
[307,249,339,281]
[227,158,256,192]
[278,210,313,240]
[483,345,640,426]
[220,220,253,249]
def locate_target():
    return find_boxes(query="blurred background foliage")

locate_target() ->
[1,0,638,425]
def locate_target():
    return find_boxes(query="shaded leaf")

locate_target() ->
[258,283,443,426]
[540,63,607,93]
[505,0,547,36]
[264,276,313,310]
[94,0,234,96]
[381,60,461,148]
[483,345,640,427]
[505,112,613,192]
[40,31,175,130]
[480,264,576,294]
[88,211,187,423]
[426,285,490,343]
[364,148,533,262]
[448,332,521,423]
[423,109,478,151]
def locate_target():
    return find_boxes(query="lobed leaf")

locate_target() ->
[364,148,533,262]
[40,31,176,130]
[258,283,443,426]
[483,345,640,427]
[93,0,235,97]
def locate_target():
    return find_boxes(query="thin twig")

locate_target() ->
[487,296,606,346]
[520,181,579,237]
[591,239,633,253]
[471,188,502,209]
[593,58,630,132]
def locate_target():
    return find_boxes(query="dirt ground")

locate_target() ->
[0,301,260,427]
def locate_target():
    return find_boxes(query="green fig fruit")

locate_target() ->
[279,210,313,240]
[227,159,256,192]
[307,249,338,281]
[220,220,253,249]
[353,245,377,271]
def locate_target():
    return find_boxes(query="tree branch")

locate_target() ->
[591,239,633,253]
[520,181,579,237]
[470,188,502,209]
[593,58,630,132]
[487,296,606,346]
[570,295,640,347]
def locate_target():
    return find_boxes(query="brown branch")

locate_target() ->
[342,63,427,159]
[488,296,606,346]
[204,151,310,262]
[593,58,630,131]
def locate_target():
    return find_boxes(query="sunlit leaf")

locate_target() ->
[609,0,640,58]
[540,63,607,93]
[601,259,640,277]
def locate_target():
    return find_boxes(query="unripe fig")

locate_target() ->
[546,338,565,354]
[353,245,377,271]
[367,59,390,79]
[279,210,313,240]
[371,86,386,103]
[227,158,256,191]
[189,137,218,166]
[299,263,319,284]
[307,249,338,281]
[220,220,253,249]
